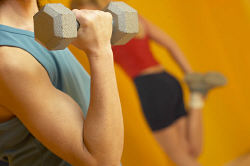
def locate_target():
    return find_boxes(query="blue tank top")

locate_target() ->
[0,24,90,166]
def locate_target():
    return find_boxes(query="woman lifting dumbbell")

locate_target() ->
[72,0,227,166]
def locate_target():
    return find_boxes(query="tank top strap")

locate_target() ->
[0,24,57,85]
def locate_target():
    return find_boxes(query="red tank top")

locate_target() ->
[112,35,159,78]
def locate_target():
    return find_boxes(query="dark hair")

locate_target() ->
[71,0,93,9]
[71,0,108,9]
[37,0,44,9]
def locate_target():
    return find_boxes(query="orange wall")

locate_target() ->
[42,0,250,165]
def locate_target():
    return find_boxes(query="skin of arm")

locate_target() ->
[0,9,123,166]
[140,16,193,74]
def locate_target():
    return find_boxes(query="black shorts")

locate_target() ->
[134,72,187,131]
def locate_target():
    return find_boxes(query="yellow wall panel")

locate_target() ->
[39,0,71,7]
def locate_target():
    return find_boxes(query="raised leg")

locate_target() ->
[153,120,201,166]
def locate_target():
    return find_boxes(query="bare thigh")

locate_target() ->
[175,116,190,151]
[176,116,188,142]
[153,117,189,155]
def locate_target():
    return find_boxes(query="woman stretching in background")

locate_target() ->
[72,0,227,165]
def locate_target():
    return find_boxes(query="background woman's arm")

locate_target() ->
[141,16,193,74]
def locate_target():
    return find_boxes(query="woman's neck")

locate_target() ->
[0,0,39,31]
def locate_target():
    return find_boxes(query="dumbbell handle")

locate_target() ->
[76,20,80,30]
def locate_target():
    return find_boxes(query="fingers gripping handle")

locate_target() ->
[75,2,139,46]
[75,19,113,31]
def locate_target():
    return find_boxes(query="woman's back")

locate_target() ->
[112,22,159,78]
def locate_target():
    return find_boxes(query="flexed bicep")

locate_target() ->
[0,47,96,166]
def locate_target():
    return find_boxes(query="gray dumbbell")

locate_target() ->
[33,2,139,50]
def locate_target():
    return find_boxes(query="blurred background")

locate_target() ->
[43,0,250,165]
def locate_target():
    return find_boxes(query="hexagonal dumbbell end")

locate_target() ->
[105,2,139,45]
[33,3,78,50]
